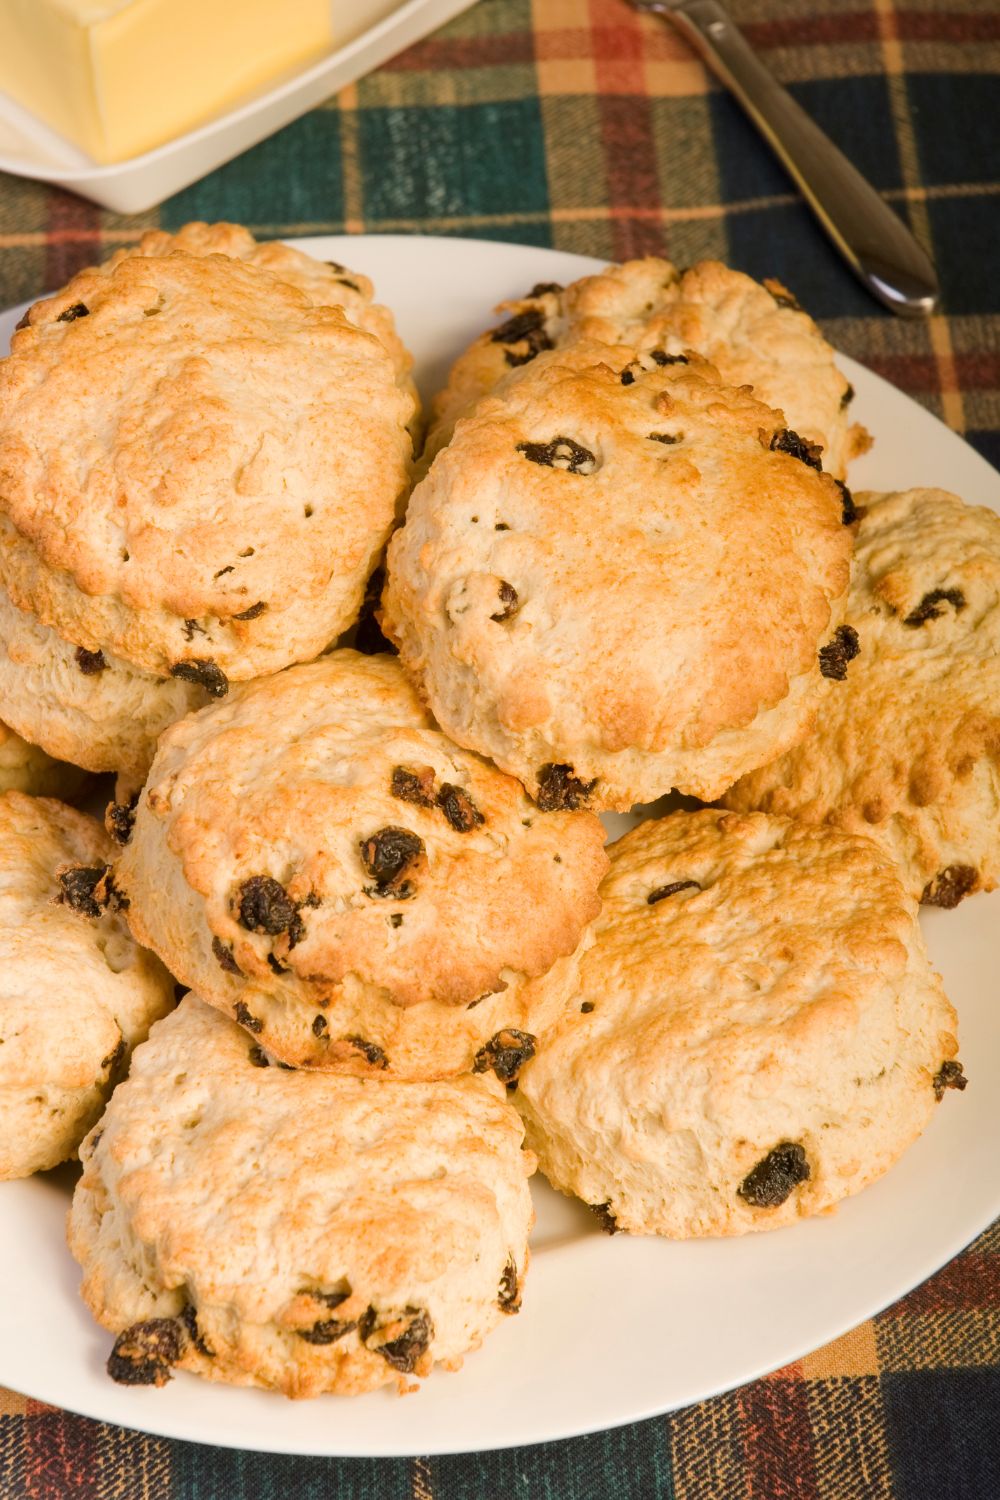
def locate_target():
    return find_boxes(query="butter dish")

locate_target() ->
[0,0,334,165]
[0,0,476,212]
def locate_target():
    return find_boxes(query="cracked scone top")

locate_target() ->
[427,258,869,478]
[116,650,608,1077]
[99,220,417,407]
[725,487,1000,908]
[0,790,174,1180]
[68,997,535,1398]
[0,246,414,684]
[383,343,855,811]
[515,809,963,1239]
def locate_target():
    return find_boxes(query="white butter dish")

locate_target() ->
[0,0,476,213]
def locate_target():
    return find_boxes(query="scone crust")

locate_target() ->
[384,343,854,809]
[100,221,417,407]
[116,651,608,1075]
[0,250,414,679]
[0,583,205,778]
[0,790,175,1179]
[516,809,959,1237]
[68,997,535,1397]
[427,258,868,478]
[724,488,1000,905]
[0,716,87,799]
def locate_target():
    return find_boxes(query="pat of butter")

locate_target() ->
[0,0,335,163]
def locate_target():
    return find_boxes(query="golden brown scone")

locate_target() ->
[0,715,88,799]
[383,343,856,811]
[0,249,414,683]
[724,487,1000,907]
[0,791,175,1179]
[516,809,963,1239]
[0,583,206,779]
[68,996,535,1397]
[103,221,417,410]
[116,651,608,1077]
[427,258,869,478]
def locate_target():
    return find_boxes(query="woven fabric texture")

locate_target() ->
[0,0,998,1494]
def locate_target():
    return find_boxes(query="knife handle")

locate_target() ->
[664,0,938,316]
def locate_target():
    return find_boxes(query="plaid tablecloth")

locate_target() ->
[1,0,998,1494]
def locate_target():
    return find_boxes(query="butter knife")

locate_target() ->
[629,0,939,316]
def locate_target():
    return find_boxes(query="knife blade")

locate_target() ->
[629,0,939,316]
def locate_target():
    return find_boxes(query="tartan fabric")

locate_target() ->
[1,1224,999,1498]
[0,0,998,1493]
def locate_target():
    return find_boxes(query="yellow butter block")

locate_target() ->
[0,0,334,164]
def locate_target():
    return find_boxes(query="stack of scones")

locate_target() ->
[0,226,990,1398]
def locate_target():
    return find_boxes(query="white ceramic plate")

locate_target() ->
[0,237,997,1456]
[0,0,475,214]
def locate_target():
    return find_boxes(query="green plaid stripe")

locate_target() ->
[1,0,999,1492]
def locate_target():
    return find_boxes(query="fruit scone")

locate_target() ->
[426,258,869,479]
[0,242,415,782]
[113,650,608,1079]
[0,716,87,799]
[100,220,418,415]
[725,488,1000,908]
[68,996,534,1397]
[382,342,857,812]
[0,790,174,1180]
[515,809,964,1238]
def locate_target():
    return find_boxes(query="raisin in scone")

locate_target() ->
[116,651,607,1077]
[0,716,87,799]
[0,585,206,779]
[383,344,856,811]
[516,810,963,1238]
[68,996,534,1397]
[0,791,175,1179]
[427,259,868,478]
[102,220,417,410]
[0,247,414,773]
[725,488,1000,908]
